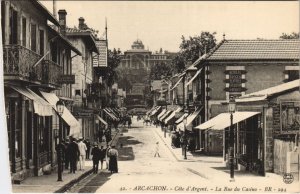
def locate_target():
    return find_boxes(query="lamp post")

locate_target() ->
[183,116,188,160]
[56,100,65,182]
[228,96,236,181]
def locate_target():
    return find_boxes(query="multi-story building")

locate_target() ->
[2,1,80,182]
[64,16,99,142]
[195,38,300,174]
[118,39,173,109]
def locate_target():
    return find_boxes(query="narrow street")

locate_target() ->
[68,118,209,193]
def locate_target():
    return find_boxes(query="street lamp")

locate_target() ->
[56,100,65,182]
[228,96,236,181]
[183,116,188,160]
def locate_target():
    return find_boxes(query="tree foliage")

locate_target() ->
[149,62,173,80]
[280,32,299,39]
[172,31,217,72]
[105,48,122,86]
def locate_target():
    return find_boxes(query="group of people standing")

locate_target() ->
[59,136,119,174]
[91,144,119,174]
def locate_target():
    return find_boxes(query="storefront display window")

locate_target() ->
[280,101,300,131]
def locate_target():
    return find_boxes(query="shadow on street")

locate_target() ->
[76,172,112,193]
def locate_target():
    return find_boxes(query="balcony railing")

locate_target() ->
[42,60,62,86]
[3,44,41,80]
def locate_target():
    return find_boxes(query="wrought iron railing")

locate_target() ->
[42,60,62,86]
[3,44,41,80]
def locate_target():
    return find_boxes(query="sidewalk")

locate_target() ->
[12,127,123,193]
[151,124,300,190]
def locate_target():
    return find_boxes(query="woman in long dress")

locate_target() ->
[108,145,118,173]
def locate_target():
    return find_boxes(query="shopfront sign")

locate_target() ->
[73,108,94,118]
[58,75,75,84]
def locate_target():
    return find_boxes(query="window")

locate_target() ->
[22,17,26,47]
[1,1,6,44]
[38,117,49,153]
[75,90,81,96]
[39,29,44,55]
[287,70,299,82]
[30,24,36,52]
[9,7,18,44]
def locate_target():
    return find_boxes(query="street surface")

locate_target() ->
[68,118,300,193]
[68,118,209,193]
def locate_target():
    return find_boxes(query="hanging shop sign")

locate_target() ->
[58,75,75,84]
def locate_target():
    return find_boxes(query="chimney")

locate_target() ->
[78,17,85,30]
[58,9,67,35]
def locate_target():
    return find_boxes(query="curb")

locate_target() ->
[54,128,122,193]
[54,169,94,193]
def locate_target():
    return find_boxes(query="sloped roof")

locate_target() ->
[66,27,99,54]
[236,79,300,102]
[48,26,81,55]
[33,0,60,26]
[206,39,300,61]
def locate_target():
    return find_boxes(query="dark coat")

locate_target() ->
[99,149,106,160]
[91,147,101,161]
[67,141,80,160]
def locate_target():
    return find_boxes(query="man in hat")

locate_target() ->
[78,137,87,170]
[91,142,100,174]
[68,136,80,173]
[99,146,106,169]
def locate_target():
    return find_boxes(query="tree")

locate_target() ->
[149,62,173,80]
[173,31,217,72]
[105,48,122,86]
[280,32,299,39]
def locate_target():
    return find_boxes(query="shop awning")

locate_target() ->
[185,68,203,88]
[159,110,172,121]
[175,113,189,124]
[150,106,161,116]
[10,86,52,116]
[177,108,202,131]
[104,108,118,121]
[164,107,183,123]
[195,111,261,130]
[157,109,167,120]
[96,115,108,126]
[170,77,183,91]
[40,91,81,137]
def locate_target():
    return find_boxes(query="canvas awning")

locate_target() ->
[170,77,183,91]
[104,108,118,121]
[177,108,202,131]
[175,113,189,124]
[185,68,203,87]
[164,107,183,123]
[150,106,161,116]
[157,109,167,119]
[96,115,108,126]
[39,91,81,137]
[10,86,52,116]
[159,110,172,121]
[195,111,261,130]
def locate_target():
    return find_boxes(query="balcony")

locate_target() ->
[42,60,62,87]
[3,44,62,87]
[3,44,41,81]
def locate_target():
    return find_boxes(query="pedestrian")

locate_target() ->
[84,139,91,160]
[68,136,80,173]
[108,145,119,173]
[78,137,87,170]
[106,145,111,169]
[128,117,132,128]
[91,142,100,174]
[154,141,160,157]
[99,146,106,169]
[64,139,70,170]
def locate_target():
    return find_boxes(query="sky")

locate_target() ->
[41,1,299,52]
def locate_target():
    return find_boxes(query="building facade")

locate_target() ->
[2,1,81,182]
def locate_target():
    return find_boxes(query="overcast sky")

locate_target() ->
[41,1,299,52]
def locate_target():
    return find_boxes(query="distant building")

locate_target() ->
[118,39,175,109]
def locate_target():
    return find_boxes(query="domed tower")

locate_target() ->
[131,39,145,50]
